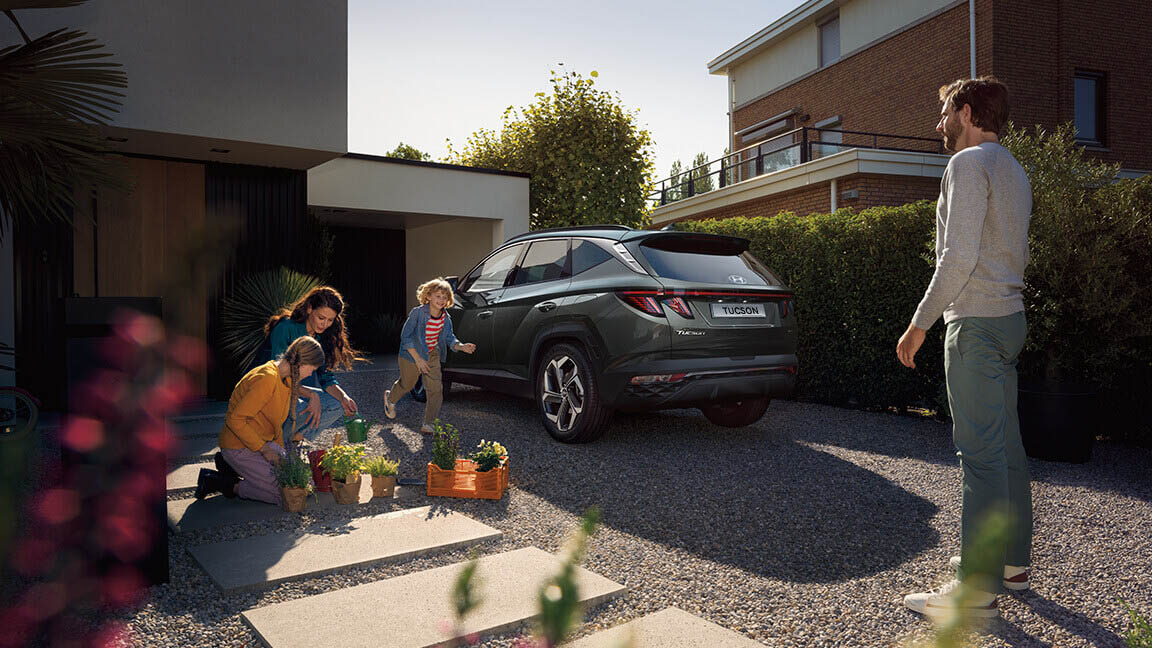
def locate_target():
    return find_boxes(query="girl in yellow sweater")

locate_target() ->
[195,336,325,504]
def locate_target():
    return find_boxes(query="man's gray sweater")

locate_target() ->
[912,141,1032,330]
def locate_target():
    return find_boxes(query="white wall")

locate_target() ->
[4,0,347,155]
[405,219,505,311]
[840,0,955,53]
[733,24,818,106]
[310,158,531,228]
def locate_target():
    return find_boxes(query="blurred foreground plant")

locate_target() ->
[1122,599,1152,648]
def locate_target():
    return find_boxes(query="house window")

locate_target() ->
[1074,71,1105,145]
[819,15,840,67]
[813,116,843,158]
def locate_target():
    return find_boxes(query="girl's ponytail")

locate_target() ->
[281,336,326,440]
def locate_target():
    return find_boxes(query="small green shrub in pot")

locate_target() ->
[430,420,460,471]
[364,456,399,477]
[318,443,367,482]
[275,451,314,490]
[470,439,507,473]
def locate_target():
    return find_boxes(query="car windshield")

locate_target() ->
[637,237,782,286]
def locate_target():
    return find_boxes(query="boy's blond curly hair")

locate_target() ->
[416,277,454,308]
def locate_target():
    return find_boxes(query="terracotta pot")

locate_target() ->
[280,486,308,513]
[371,475,396,498]
[331,473,362,505]
[308,449,331,492]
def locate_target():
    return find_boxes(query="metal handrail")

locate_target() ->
[649,127,945,207]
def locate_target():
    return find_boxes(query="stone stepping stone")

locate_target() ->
[189,506,502,592]
[173,417,224,439]
[174,433,221,460]
[241,547,627,648]
[565,607,764,647]
[167,477,418,532]
[167,461,212,490]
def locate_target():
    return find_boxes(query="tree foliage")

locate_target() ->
[450,69,655,230]
[385,142,431,161]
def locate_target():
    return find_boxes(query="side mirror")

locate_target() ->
[445,275,460,292]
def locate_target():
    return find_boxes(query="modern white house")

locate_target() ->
[0,0,529,404]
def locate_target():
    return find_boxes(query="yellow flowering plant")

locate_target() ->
[470,439,507,473]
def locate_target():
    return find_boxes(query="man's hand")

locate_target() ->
[456,342,476,354]
[302,392,322,429]
[415,357,431,375]
[897,324,927,369]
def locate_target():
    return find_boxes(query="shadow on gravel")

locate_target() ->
[1009,591,1127,646]
[440,390,940,584]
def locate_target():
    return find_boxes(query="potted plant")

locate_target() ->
[426,421,509,500]
[318,442,367,505]
[365,455,399,498]
[275,450,314,513]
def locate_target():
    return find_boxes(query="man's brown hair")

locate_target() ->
[939,76,1010,135]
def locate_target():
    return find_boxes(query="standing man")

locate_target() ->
[898,77,1033,619]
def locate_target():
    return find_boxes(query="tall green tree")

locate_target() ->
[0,0,128,243]
[665,159,683,203]
[450,69,655,230]
[386,142,431,161]
[690,151,713,195]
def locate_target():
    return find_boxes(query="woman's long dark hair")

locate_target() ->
[264,286,360,371]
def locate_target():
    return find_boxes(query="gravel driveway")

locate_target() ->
[133,359,1152,647]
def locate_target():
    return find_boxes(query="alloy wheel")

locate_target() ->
[541,355,585,432]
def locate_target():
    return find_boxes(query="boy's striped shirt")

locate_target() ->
[425,311,445,350]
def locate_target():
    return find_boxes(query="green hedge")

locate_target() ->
[678,202,947,411]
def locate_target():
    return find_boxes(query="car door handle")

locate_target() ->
[536,301,557,313]
[478,310,493,319]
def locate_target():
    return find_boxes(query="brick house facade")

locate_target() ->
[651,0,1150,227]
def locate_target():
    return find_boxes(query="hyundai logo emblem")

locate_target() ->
[728,274,747,284]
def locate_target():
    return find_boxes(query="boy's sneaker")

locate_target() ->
[383,390,396,419]
[949,556,1030,590]
[904,579,999,619]
[420,423,435,435]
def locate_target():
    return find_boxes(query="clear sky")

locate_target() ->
[348,0,798,184]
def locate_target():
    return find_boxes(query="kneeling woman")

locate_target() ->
[196,336,326,503]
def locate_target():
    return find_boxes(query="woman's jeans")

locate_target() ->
[282,374,344,444]
[945,312,1031,593]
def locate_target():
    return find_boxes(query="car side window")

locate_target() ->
[510,239,570,286]
[460,244,523,293]
[570,239,614,276]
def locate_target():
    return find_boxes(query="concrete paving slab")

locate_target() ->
[167,462,212,490]
[189,506,502,591]
[175,433,220,459]
[172,417,224,439]
[168,477,419,532]
[242,547,627,648]
[565,608,763,648]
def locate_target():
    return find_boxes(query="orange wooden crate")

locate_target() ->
[426,457,509,500]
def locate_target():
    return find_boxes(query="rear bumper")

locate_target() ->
[601,354,798,410]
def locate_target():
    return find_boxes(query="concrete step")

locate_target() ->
[167,477,418,532]
[172,417,224,439]
[241,546,627,648]
[189,506,502,592]
[565,608,764,648]
[167,461,212,490]
[173,433,221,460]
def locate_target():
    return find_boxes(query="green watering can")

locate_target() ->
[343,414,376,443]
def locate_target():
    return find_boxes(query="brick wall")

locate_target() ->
[993,0,1152,170]
[732,2,990,149]
[667,173,941,224]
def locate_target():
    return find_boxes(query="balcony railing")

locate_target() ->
[649,127,944,207]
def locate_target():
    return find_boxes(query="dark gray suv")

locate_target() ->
[444,225,797,443]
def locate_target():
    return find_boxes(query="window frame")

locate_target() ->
[1073,70,1106,147]
[508,238,572,287]
[458,243,526,293]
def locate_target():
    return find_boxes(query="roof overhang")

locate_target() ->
[650,148,948,226]
[708,0,839,75]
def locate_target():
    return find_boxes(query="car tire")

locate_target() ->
[536,343,610,443]
[701,397,771,427]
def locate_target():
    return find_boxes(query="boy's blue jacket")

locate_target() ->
[399,304,461,361]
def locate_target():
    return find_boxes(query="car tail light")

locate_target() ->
[617,292,665,317]
[662,297,693,319]
[630,373,687,385]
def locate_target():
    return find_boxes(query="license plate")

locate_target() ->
[710,303,766,318]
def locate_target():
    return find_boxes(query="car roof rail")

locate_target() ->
[504,224,633,243]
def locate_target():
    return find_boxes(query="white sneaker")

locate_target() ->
[383,390,396,419]
[904,579,999,619]
[949,556,1030,590]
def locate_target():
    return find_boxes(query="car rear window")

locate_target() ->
[636,237,782,286]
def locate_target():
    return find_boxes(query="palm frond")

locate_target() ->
[0,28,126,124]
[219,268,322,371]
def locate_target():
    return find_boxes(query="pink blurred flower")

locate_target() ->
[10,538,58,576]
[61,417,106,452]
[37,489,80,525]
[102,566,146,608]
